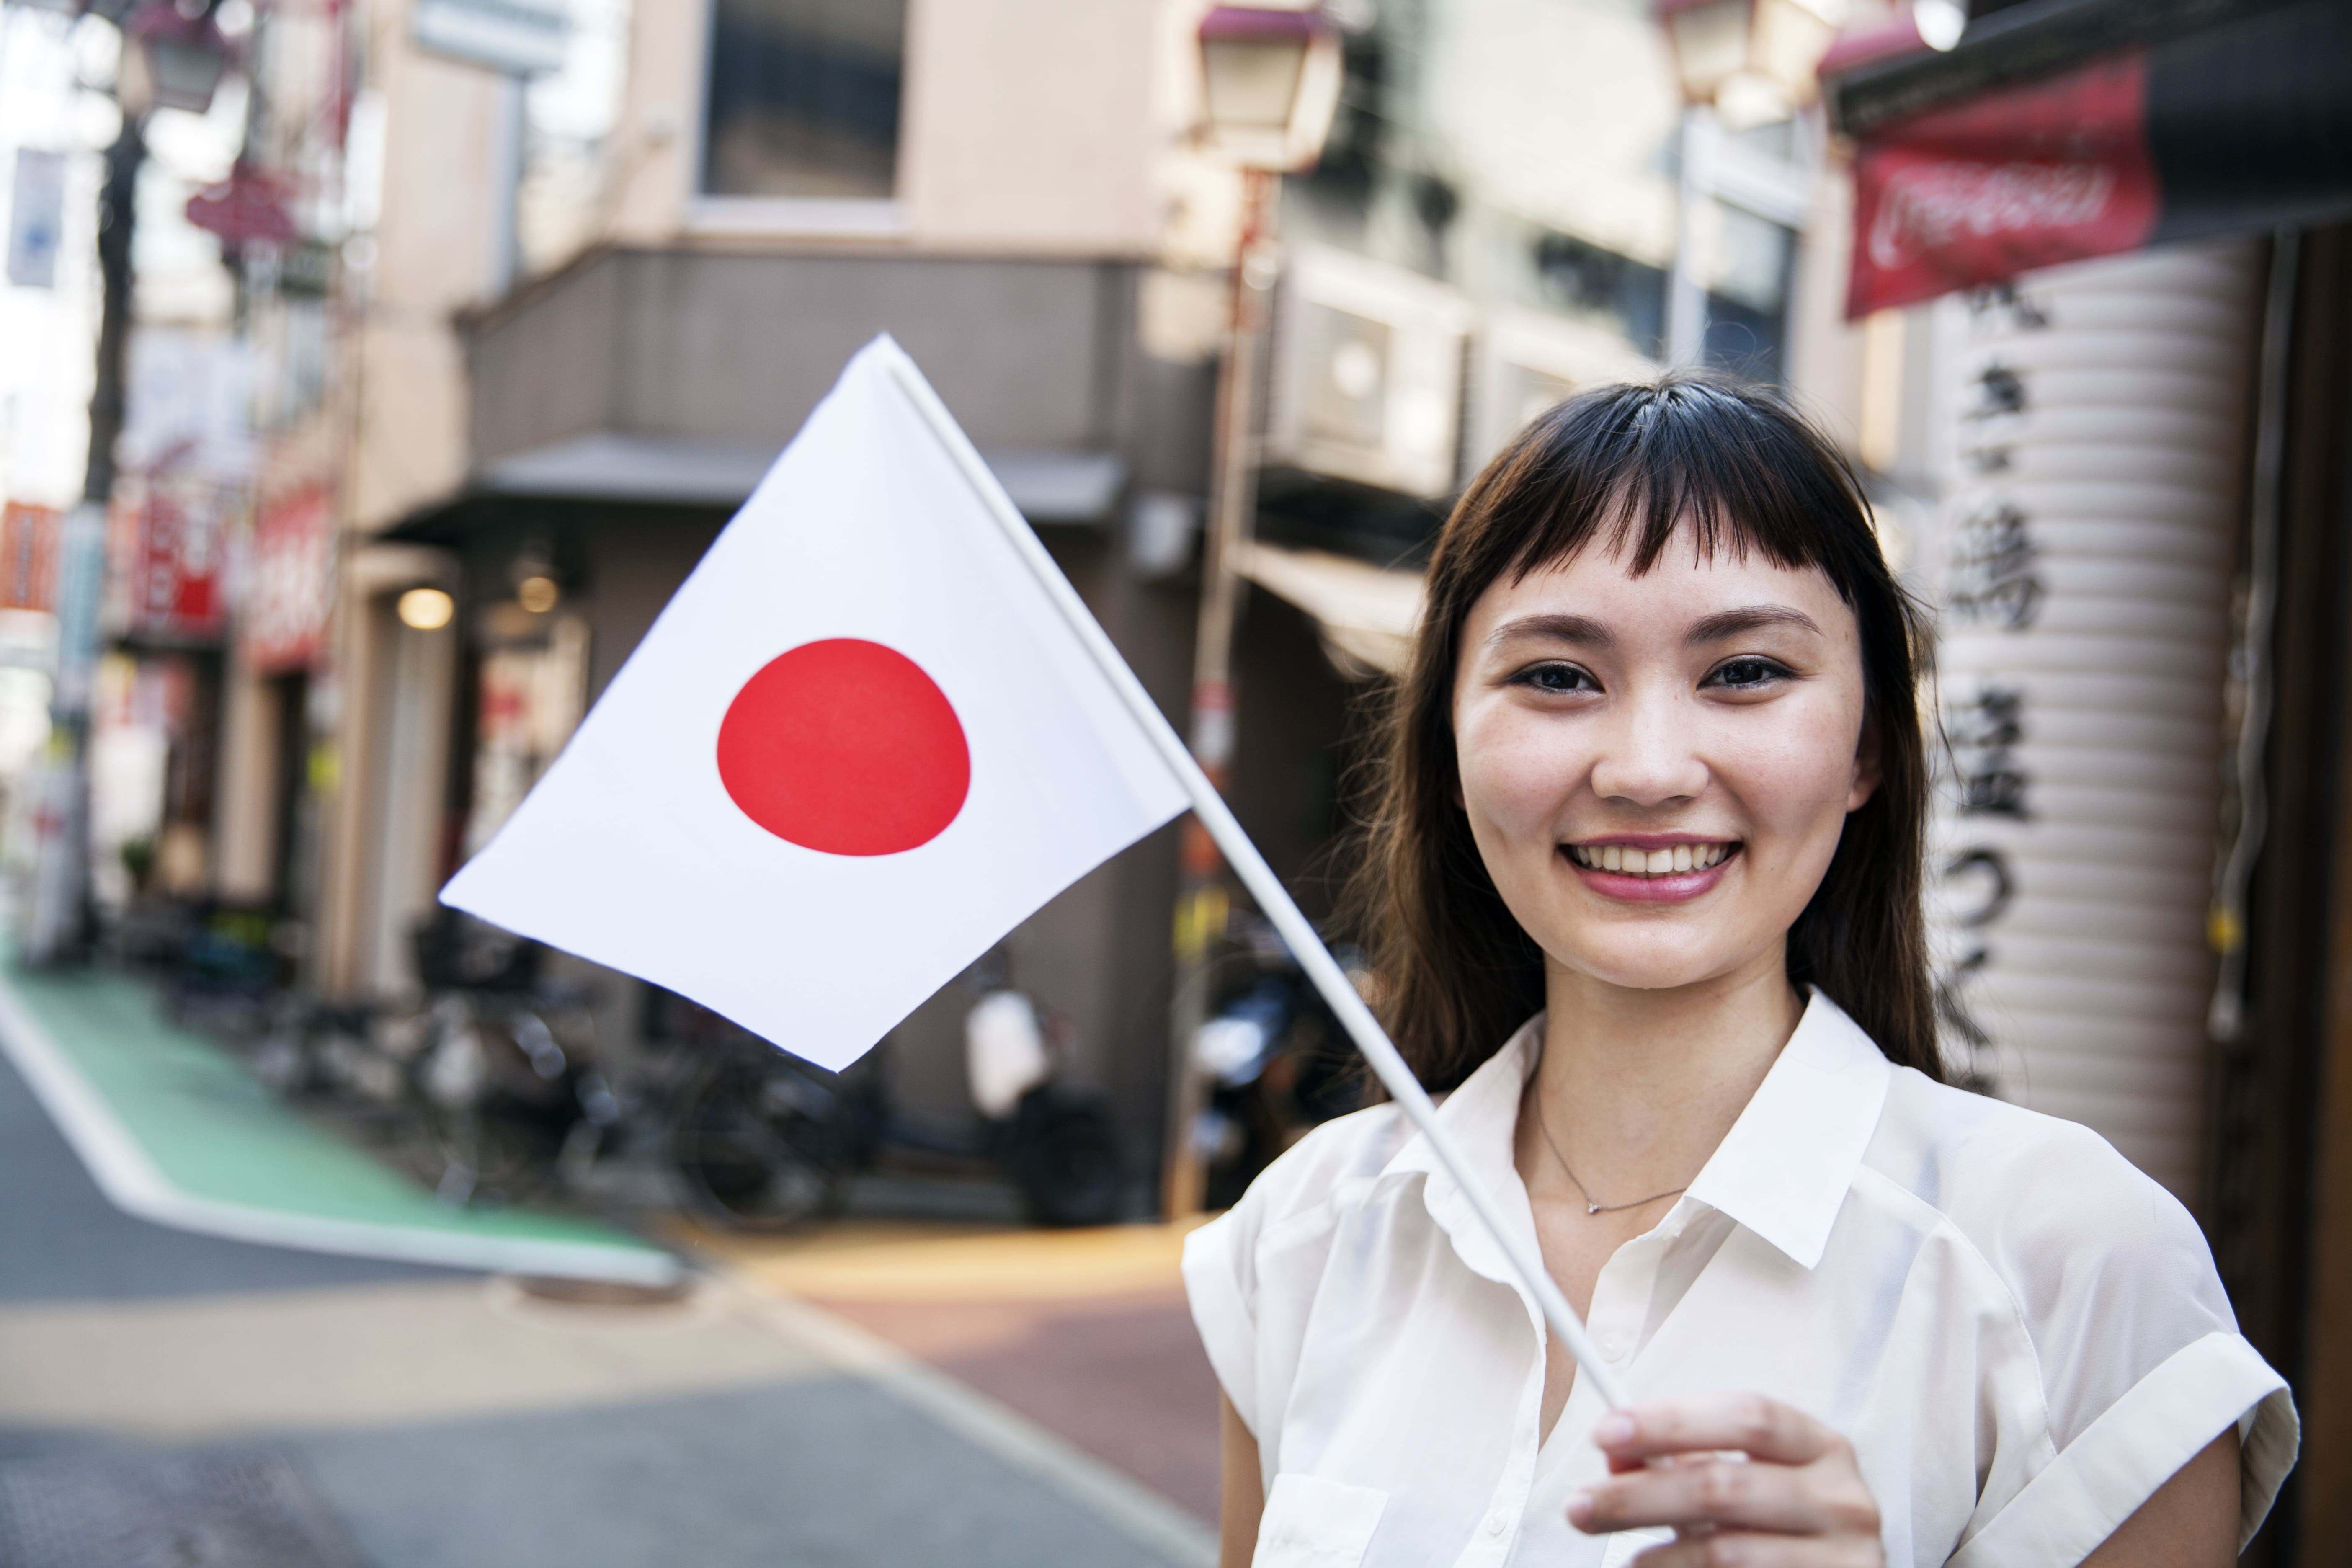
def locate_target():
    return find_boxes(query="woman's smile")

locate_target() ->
[1561,835,1740,902]
[1451,535,1872,992]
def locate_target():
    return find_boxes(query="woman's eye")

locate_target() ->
[1514,662,1597,694]
[1705,656,1791,690]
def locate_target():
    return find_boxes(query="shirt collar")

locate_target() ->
[1378,1015,1544,1190]
[1377,990,1891,1275]
[1683,990,1892,1270]
[1377,1016,1547,1293]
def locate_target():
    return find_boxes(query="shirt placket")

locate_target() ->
[1424,1181,1552,1568]
[1535,1205,1696,1562]
[1453,1333,1547,1568]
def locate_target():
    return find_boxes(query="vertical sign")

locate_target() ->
[1927,243,2258,1200]
[6,149,68,289]
[0,503,62,611]
[242,485,333,673]
[129,488,227,637]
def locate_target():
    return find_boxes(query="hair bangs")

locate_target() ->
[1490,379,1876,609]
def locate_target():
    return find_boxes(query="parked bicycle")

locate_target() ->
[662,955,1124,1232]
[241,912,619,1207]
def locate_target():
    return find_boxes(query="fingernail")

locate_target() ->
[1594,1413,1633,1447]
[1567,1489,1593,1528]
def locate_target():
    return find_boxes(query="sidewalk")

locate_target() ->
[684,1219,1225,1521]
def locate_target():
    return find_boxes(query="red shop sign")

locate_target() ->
[0,503,60,613]
[126,487,227,639]
[242,485,333,673]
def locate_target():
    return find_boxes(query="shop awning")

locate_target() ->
[471,431,1129,524]
[1234,542,1424,680]
[1826,0,2352,316]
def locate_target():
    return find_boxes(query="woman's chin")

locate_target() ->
[1543,936,1769,997]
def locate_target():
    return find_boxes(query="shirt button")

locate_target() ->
[1597,1330,1630,1362]
[1485,1513,1508,1536]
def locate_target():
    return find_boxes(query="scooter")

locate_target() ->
[666,953,1124,1231]
[1189,912,1368,1209]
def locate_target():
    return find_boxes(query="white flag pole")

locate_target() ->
[881,348,1631,1413]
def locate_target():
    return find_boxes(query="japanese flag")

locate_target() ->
[441,338,1191,1069]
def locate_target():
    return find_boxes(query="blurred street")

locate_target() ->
[3,0,2351,1558]
[0,1002,1217,1566]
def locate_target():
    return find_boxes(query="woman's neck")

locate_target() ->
[1529,947,1804,1204]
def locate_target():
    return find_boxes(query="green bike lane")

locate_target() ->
[0,961,674,1283]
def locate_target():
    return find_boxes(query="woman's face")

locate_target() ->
[1451,534,1875,995]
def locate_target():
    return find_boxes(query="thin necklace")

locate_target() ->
[1534,1097,1688,1216]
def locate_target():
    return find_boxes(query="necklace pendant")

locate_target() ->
[1586,1202,1602,1216]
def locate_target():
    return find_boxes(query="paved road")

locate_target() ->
[0,1047,1204,1567]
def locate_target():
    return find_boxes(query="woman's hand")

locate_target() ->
[1567,1394,1883,1566]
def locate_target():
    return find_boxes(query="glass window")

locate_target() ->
[1703,203,1795,382]
[701,0,907,200]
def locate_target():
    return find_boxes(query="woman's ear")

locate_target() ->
[1848,712,1883,812]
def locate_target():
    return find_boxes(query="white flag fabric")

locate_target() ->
[441,337,1190,1069]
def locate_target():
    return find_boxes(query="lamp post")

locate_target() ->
[1162,3,1341,1220]
[1651,0,1847,366]
[24,1,231,964]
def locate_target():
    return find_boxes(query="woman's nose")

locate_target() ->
[1588,686,1708,807]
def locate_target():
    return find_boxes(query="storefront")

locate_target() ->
[366,245,1217,1172]
[1823,3,2352,1555]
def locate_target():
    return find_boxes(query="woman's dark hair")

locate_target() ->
[1345,371,1939,1090]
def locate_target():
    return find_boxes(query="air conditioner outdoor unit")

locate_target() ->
[1266,245,1474,500]
[1462,307,1657,484]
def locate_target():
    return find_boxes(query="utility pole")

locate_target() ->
[26,119,144,964]
[1161,167,1278,1219]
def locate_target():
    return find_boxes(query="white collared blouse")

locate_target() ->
[1183,992,2297,1568]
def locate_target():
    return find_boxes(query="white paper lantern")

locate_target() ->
[1926,240,2260,1201]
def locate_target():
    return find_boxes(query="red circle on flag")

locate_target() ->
[716,639,970,856]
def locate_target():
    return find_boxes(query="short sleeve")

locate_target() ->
[1179,1104,1408,1451]
[1946,1118,2299,1564]
[1183,1202,1264,1435]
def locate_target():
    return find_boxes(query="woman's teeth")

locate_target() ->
[1566,843,1731,876]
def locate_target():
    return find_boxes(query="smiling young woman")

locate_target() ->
[1181,377,2297,1568]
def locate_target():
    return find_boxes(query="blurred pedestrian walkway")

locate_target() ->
[0,998,1214,1566]
[686,1219,1224,1521]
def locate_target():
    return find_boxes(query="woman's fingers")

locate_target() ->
[1571,1396,1882,1556]
[1593,1395,1833,1467]
[1569,1455,1850,1537]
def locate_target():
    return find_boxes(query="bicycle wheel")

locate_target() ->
[670,1063,841,1231]
[1009,1089,1122,1228]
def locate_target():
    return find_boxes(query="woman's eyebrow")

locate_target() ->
[1484,612,1614,651]
[1684,605,1821,644]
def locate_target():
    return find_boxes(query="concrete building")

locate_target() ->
[265,0,1861,1194]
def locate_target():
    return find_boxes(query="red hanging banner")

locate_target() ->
[1847,54,2159,318]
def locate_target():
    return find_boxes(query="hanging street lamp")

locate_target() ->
[1163,2,1343,1219]
[120,1,235,116]
[1649,0,1848,367]
[1653,0,1849,128]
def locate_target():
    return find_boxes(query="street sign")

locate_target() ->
[411,0,567,76]
[185,167,298,249]
[0,503,61,614]
[241,485,333,674]
[7,148,67,289]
